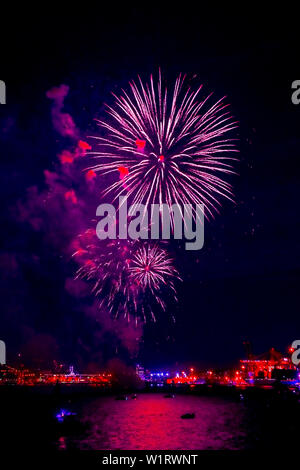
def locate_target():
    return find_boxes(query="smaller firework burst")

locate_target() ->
[72,231,180,322]
[128,244,178,292]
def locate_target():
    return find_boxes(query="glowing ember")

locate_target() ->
[78,140,91,151]
[59,150,74,164]
[85,169,97,181]
[118,166,129,179]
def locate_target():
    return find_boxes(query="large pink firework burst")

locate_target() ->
[72,231,180,322]
[89,72,238,219]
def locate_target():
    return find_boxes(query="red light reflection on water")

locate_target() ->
[74,394,247,450]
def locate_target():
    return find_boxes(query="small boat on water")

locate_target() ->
[181,413,195,419]
[131,394,137,399]
[55,409,77,423]
[164,393,175,398]
[115,395,128,400]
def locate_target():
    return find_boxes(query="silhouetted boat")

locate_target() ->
[115,395,128,400]
[164,393,175,398]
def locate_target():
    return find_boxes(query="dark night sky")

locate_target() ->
[0,6,299,370]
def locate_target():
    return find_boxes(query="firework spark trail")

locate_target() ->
[73,231,180,322]
[88,72,238,220]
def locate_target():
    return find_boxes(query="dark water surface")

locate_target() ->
[60,394,249,450]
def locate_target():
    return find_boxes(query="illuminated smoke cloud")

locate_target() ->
[14,83,144,366]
